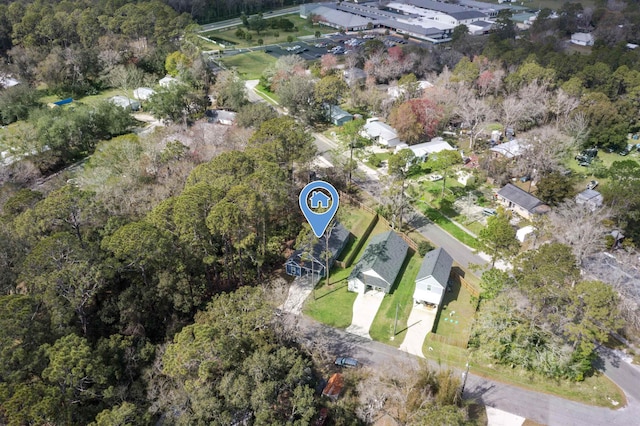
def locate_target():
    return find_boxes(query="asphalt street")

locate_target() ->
[296,315,640,426]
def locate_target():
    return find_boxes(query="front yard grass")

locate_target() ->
[220,51,277,80]
[303,269,357,329]
[416,200,478,249]
[369,251,421,346]
[431,272,476,347]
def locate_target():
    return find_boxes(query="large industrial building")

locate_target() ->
[300,0,511,42]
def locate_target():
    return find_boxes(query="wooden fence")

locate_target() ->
[339,190,419,252]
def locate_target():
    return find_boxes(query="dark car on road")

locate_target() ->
[334,357,359,368]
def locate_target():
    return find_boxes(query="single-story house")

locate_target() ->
[325,105,353,126]
[322,373,344,400]
[133,87,156,101]
[362,118,402,147]
[571,32,595,47]
[343,67,367,87]
[387,80,433,100]
[348,230,409,294]
[205,109,237,125]
[496,183,549,219]
[109,95,141,111]
[395,137,455,161]
[490,139,527,159]
[285,223,350,278]
[413,248,453,308]
[575,189,603,210]
[159,75,179,88]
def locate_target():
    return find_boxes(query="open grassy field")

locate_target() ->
[39,89,126,107]
[203,15,334,48]
[220,51,277,80]
[369,251,421,346]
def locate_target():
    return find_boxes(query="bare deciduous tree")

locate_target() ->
[549,201,611,266]
[451,82,495,149]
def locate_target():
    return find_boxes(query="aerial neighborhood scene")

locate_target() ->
[2,0,640,424]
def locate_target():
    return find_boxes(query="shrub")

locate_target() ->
[368,153,382,167]
[418,241,434,256]
[235,28,245,38]
[287,35,294,43]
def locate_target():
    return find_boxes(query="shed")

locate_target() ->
[159,75,179,88]
[490,139,527,159]
[495,184,549,219]
[348,231,409,294]
[133,87,156,101]
[322,373,344,400]
[516,225,535,242]
[0,74,20,89]
[575,189,603,210]
[206,109,237,125]
[413,248,453,308]
[343,68,367,87]
[285,223,350,278]
[109,95,141,111]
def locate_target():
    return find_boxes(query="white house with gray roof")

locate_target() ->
[413,248,453,307]
[348,231,409,294]
[496,183,549,220]
[362,118,402,147]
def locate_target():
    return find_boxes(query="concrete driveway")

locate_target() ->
[399,303,437,358]
[281,275,318,315]
[346,290,385,339]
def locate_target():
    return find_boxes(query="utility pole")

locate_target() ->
[391,302,399,340]
[460,361,470,396]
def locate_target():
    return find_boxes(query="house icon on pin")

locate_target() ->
[309,191,331,209]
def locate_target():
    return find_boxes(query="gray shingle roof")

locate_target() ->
[350,231,409,291]
[497,184,544,213]
[288,223,350,271]
[415,247,453,289]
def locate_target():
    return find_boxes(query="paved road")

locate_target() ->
[198,7,300,33]
[313,132,487,270]
[295,315,640,426]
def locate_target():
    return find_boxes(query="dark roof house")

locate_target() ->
[285,223,350,278]
[496,184,549,219]
[413,248,453,307]
[348,231,409,294]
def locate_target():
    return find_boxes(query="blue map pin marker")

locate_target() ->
[299,180,340,238]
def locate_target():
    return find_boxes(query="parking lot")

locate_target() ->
[263,39,333,60]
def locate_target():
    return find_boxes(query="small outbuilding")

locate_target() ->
[348,230,408,294]
[575,189,603,210]
[133,87,156,101]
[109,95,140,111]
[322,373,344,400]
[206,109,237,125]
[413,248,453,308]
[159,75,179,88]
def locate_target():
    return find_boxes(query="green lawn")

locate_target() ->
[203,15,334,48]
[335,206,376,263]
[431,273,476,347]
[253,84,280,104]
[369,252,421,346]
[220,51,277,80]
[304,220,391,327]
[303,273,357,329]
[416,201,478,249]
[40,89,126,107]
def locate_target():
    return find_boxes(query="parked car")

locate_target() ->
[619,145,632,156]
[428,174,443,181]
[334,357,359,368]
[575,148,598,162]
[587,180,598,190]
[519,175,531,183]
[482,208,497,216]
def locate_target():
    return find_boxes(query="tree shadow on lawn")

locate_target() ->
[314,282,348,300]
